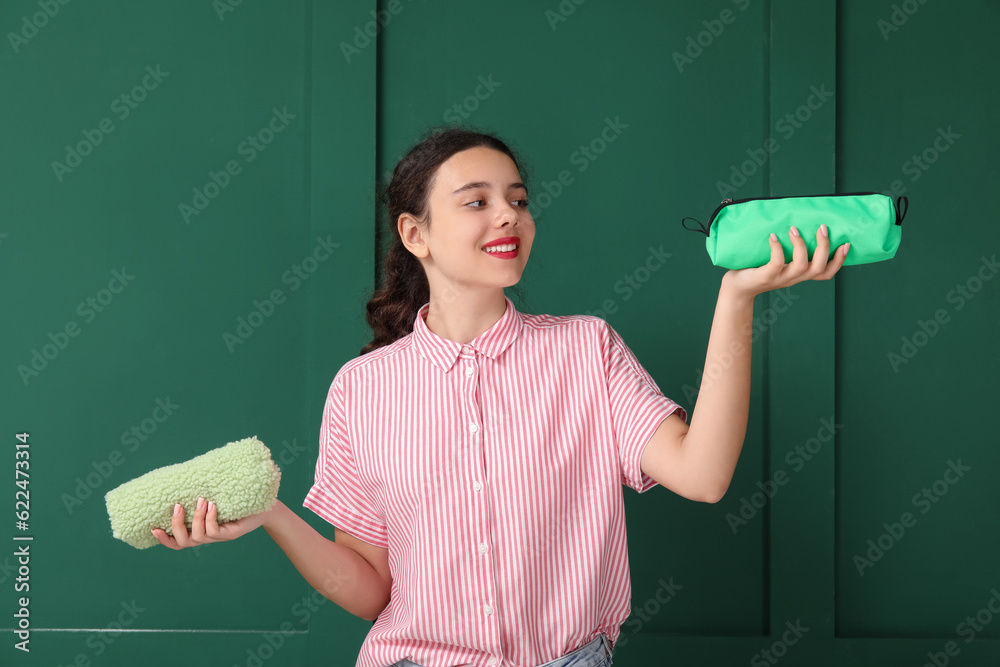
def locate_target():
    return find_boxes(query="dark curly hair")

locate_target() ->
[361,125,531,355]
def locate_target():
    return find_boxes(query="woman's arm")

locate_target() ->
[641,226,849,502]
[640,275,754,503]
[154,497,390,621]
[263,501,391,622]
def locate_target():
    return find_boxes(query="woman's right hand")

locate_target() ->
[151,497,278,550]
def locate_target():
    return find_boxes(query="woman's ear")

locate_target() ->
[398,213,429,259]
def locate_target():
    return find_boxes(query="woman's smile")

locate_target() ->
[482,236,521,259]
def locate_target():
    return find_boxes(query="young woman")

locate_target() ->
[152,127,848,667]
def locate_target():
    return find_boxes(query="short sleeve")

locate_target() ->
[600,320,689,494]
[303,373,388,548]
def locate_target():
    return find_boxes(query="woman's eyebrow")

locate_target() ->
[451,181,528,196]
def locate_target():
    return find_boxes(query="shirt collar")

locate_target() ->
[412,294,523,373]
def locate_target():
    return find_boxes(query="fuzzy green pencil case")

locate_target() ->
[105,436,281,549]
[682,192,908,269]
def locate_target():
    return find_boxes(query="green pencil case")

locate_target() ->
[682,192,908,269]
[105,436,281,549]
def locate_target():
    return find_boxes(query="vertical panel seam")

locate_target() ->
[373,0,383,293]
[305,0,314,459]
[762,0,773,639]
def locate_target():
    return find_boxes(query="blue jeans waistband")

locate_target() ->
[536,633,611,667]
[388,633,612,667]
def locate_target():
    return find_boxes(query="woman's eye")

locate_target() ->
[466,198,528,208]
[466,199,529,208]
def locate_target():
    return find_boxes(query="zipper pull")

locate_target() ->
[721,198,733,204]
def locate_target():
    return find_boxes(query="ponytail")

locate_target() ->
[361,236,429,355]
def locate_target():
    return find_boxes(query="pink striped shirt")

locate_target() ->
[303,295,687,667]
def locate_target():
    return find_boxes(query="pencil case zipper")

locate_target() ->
[705,191,890,230]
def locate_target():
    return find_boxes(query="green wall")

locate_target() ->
[1,1,997,665]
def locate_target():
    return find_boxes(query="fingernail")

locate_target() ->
[770,233,777,242]
[843,243,850,256]
[821,224,828,237]
[208,501,215,513]
[174,503,182,516]
[198,497,205,510]
[791,226,800,237]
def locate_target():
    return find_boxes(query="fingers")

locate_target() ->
[205,500,222,537]
[150,503,190,550]
[787,225,849,281]
[747,225,849,297]
[812,224,849,280]
[151,499,220,549]
[767,232,785,266]
[189,497,225,543]
[189,497,208,542]
[150,526,180,550]
[807,224,831,276]
[820,241,849,279]
[150,498,256,548]
[172,502,193,545]
[786,225,810,275]
[759,233,786,280]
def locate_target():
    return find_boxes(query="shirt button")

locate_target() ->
[470,423,479,433]
[473,481,482,491]
[483,604,493,616]
[478,542,487,554]
[487,657,498,666]
[465,366,474,377]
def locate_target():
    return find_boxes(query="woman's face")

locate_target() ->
[402,146,535,297]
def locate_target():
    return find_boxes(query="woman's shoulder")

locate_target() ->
[328,334,415,387]
[521,313,607,328]
[520,309,612,336]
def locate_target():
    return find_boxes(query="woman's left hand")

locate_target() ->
[723,224,849,300]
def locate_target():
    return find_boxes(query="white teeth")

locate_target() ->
[483,244,517,253]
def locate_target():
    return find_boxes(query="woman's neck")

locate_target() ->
[423,288,507,345]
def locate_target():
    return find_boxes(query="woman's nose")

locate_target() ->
[496,204,519,225]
